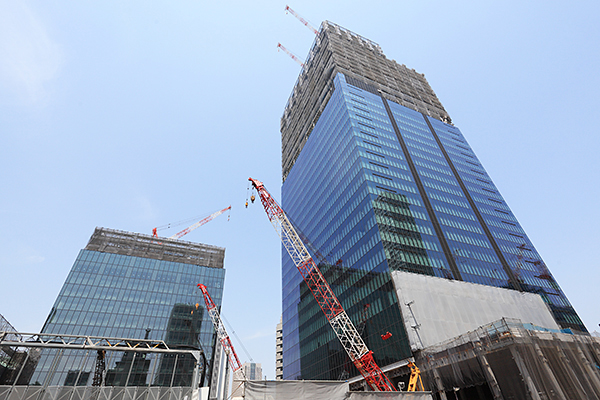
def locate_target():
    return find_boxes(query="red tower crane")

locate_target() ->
[152,206,231,240]
[277,43,305,67]
[197,284,245,376]
[284,5,319,35]
[248,177,395,392]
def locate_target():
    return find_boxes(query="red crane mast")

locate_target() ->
[248,177,395,391]
[197,284,244,375]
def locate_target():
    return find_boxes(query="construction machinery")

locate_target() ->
[248,177,395,391]
[284,5,319,35]
[152,206,231,240]
[91,350,106,387]
[197,284,245,378]
[407,362,424,392]
[277,43,305,67]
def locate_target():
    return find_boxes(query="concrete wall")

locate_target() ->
[391,271,560,350]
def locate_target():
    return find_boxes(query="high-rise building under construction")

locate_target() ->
[280,21,586,381]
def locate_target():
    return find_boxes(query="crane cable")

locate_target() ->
[221,313,254,363]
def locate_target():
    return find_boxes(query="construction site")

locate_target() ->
[2,177,600,400]
[1,6,598,400]
[0,183,436,400]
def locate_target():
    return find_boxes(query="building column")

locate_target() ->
[475,349,504,400]
[508,347,541,400]
[531,342,567,400]
[573,340,600,397]
[553,339,588,399]
[430,367,448,400]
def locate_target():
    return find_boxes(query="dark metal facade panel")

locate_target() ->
[421,116,523,291]
[381,97,462,281]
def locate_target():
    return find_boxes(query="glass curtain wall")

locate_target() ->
[281,73,584,381]
[30,249,225,387]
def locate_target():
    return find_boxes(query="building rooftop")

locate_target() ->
[281,20,451,181]
[85,227,225,268]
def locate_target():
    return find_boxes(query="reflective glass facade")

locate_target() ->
[31,228,225,388]
[281,73,585,381]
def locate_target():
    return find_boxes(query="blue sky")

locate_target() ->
[1,1,599,379]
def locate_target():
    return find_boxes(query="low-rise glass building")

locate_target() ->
[30,227,226,390]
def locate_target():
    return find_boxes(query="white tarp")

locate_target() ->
[391,270,560,350]
[243,381,432,400]
[244,380,349,400]
[347,392,433,400]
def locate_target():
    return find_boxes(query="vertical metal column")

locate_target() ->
[474,345,504,400]
[124,352,137,387]
[8,350,31,398]
[431,368,448,400]
[380,97,463,281]
[190,351,201,390]
[507,346,541,400]
[148,353,160,388]
[68,351,91,400]
[573,339,600,396]
[553,338,588,398]
[169,355,180,388]
[36,348,65,400]
[421,114,522,291]
[531,341,567,400]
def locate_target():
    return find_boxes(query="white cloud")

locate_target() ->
[0,1,63,103]
[0,245,45,266]
[135,195,158,223]
[246,330,275,340]
[25,254,45,264]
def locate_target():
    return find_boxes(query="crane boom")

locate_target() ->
[197,284,244,375]
[284,5,319,35]
[248,177,395,392]
[152,206,231,240]
[277,43,305,67]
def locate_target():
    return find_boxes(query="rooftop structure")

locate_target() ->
[0,331,209,400]
[0,315,40,386]
[281,21,451,181]
[85,227,224,267]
